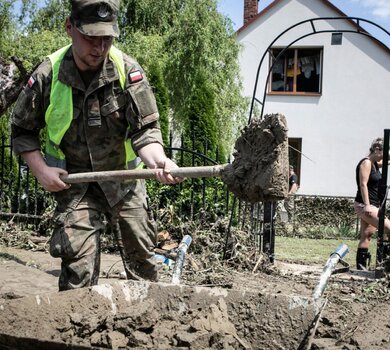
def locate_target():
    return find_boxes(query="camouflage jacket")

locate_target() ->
[11,45,163,208]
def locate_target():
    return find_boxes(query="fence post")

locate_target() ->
[16,155,22,214]
[178,134,184,219]
[223,196,237,259]
[262,201,276,263]
[376,129,390,276]
[190,133,195,221]
[202,138,207,210]
[0,137,4,212]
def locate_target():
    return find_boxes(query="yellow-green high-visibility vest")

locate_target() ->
[45,44,139,169]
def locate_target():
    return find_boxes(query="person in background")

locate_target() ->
[11,0,182,290]
[284,165,299,222]
[354,137,390,270]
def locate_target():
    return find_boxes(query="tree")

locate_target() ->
[187,70,217,158]
[147,61,170,146]
[27,0,69,34]
[0,2,25,119]
[119,0,183,36]
[117,32,170,146]
[120,0,247,160]
[0,0,69,119]
[165,0,247,160]
[0,0,15,56]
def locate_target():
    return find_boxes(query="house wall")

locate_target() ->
[237,0,390,197]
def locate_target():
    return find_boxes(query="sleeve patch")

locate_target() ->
[128,70,143,83]
[27,76,36,88]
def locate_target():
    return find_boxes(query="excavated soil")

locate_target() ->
[222,114,289,203]
[0,246,389,350]
[0,278,322,350]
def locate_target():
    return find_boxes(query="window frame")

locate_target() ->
[268,47,323,96]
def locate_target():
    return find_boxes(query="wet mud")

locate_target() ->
[222,114,289,203]
[0,280,322,350]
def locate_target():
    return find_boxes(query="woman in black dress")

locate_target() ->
[354,137,390,270]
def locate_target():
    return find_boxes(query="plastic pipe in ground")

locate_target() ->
[171,235,192,285]
[312,243,349,300]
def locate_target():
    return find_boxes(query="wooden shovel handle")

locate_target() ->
[60,164,227,184]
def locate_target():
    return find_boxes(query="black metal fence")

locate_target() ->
[0,137,52,223]
[0,135,363,258]
[0,135,254,228]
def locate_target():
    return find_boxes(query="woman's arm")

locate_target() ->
[359,159,372,214]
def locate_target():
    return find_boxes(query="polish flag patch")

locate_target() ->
[27,76,36,88]
[129,70,143,83]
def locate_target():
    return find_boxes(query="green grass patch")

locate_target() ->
[275,236,377,267]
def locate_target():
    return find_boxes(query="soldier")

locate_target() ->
[11,0,182,290]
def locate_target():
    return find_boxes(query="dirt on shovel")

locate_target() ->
[222,113,289,203]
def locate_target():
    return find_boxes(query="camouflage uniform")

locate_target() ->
[11,47,162,290]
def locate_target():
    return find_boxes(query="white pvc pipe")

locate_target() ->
[312,243,349,300]
[171,235,193,285]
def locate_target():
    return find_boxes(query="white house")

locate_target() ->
[236,0,390,197]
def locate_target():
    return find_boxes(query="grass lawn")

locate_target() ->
[275,236,377,268]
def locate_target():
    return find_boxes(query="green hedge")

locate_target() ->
[276,196,359,239]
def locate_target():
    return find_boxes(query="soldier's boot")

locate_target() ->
[356,248,371,270]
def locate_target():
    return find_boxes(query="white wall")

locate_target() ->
[237,0,390,197]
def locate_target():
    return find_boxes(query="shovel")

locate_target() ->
[61,114,290,203]
[61,164,227,183]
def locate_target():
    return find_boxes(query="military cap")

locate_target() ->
[71,0,120,38]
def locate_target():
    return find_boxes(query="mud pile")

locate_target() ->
[0,280,323,350]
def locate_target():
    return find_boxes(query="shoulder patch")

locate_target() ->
[27,76,36,88]
[128,70,143,84]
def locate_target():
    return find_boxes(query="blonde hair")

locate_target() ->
[369,137,383,154]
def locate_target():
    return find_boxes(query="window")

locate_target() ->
[269,48,322,94]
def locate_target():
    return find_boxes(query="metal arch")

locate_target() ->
[243,16,390,271]
[248,16,390,123]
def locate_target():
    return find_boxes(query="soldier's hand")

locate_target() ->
[155,158,184,185]
[36,166,71,192]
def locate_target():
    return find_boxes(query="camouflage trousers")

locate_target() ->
[49,182,157,291]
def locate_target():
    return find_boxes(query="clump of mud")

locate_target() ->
[222,114,289,203]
